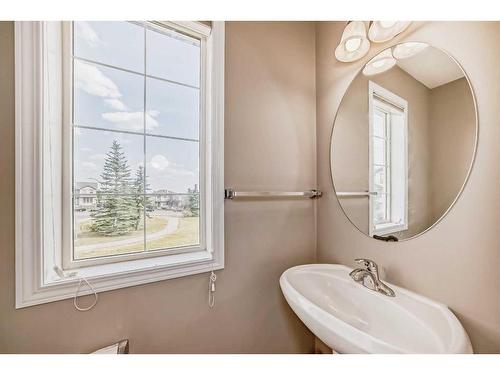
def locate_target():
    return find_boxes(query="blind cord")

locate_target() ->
[53,265,99,312]
[73,277,99,312]
[208,271,217,308]
[45,23,60,279]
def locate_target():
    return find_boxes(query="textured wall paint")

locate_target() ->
[0,21,317,353]
[316,21,500,353]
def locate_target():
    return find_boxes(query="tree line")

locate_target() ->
[90,140,198,237]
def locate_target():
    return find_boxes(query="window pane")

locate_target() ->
[73,127,147,260]
[146,26,200,87]
[373,194,388,225]
[373,111,386,138]
[145,136,199,194]
[373,166,387,193]
[146,77,200,139]
[73,127,144,193]
[373,137,386,165]
[74,21,144,73]
[146,194,200,251]
[73,60,144,132]
[73,194,145,260]
[70,21,204,263]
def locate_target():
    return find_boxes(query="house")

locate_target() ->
[152,189,184,211]
[152,185,198,211]
[74,182,98,211]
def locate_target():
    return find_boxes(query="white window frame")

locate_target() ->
[368,81,408,237]
[15,21,225,308]
[63,22,209,269]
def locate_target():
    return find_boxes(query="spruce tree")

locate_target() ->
[132,165,152,230]
[90,140,137,236]
[184,185,199,217]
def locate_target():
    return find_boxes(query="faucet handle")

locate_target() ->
[354,258,378,271]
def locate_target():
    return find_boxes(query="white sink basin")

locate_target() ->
[280,264,472,354]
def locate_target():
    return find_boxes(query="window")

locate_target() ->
[368,81,408,236]
[15,21,224,308]
[69,22,204,267]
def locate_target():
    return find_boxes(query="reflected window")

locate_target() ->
[369,82,408,236]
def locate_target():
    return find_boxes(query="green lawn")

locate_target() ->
[74,217,200,259]
[74,216,168,246]
[147,217,199,251]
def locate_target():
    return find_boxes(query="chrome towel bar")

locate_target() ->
[224,188,322,200]
[336,191,377,197]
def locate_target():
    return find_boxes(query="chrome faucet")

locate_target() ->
[349,258,395,297]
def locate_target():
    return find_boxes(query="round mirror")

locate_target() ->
[330,43,477,241]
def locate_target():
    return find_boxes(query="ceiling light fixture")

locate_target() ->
[334,21,371,62]
[392,42,429,59]
[368,21,412,43]
[362,49,397,76]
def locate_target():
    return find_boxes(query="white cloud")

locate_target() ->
[145,111,160,130]
[75,22,102,47]
[150,155,169,171]
[102,111,142,131]
[149,155,196,177]
[101,110,160,131]
[105,98,127,111]
[75,62,121,99]
[74,53,129,114]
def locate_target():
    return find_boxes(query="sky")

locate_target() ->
[72,21,201,194]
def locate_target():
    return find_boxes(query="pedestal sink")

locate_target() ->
[280,264,472,354]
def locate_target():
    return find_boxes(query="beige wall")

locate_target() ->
[429,77,476,222]
[317,21,500,353]
[332,66,433,238]
[0,21,317,353]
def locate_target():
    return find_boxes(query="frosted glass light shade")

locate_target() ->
[335,21,371,62]
[362,49,396,76]
[392,42,429,59]
[368,21,412,43]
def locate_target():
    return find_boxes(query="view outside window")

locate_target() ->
[372,108,391,225]
[72,21,201,260]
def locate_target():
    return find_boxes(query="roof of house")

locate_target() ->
[153,189,176,194]
[75,182,98,190]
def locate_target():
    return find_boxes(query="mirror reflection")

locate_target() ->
[331,43,477,241]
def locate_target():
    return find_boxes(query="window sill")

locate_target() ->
[373,223,408,236]
[17,250,223,309]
